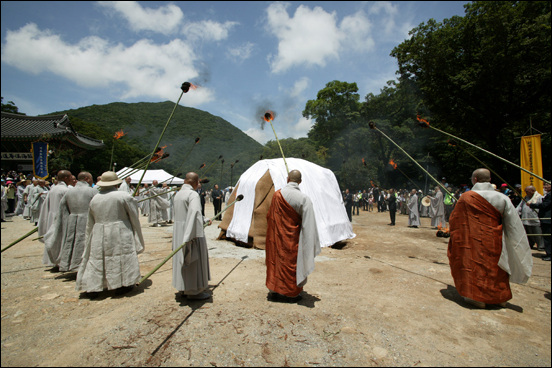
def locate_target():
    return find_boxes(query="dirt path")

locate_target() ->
[1,205,550,367]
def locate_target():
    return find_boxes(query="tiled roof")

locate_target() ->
[1,112,105,149]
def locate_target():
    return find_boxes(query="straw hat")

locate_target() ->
[97,171,123,187]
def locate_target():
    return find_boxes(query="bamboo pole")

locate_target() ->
[136,194,244,286]
[369,121,455,199]
[1,227,38,253]
[417,116,550,184]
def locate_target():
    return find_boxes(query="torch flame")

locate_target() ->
[113,130,126,139]
[416,115,430,127]
[389,159,398,169]
[263,110,275,123]
[151,145,168,162]
[370,180,375,187]
[199,163,206,170]
[362,158,366,166]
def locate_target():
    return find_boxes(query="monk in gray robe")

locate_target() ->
[266,170,321,302]
[38,170,73,267]
[148,180,169,227]
[45,172,97,272]
[172,172,212,300]
[118,176,132,194]
[407,189,420,228]
[429,186,446,228]
[76,171,144,296]
[29,179,48,225]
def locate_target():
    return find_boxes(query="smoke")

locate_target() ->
[254,103,276,130]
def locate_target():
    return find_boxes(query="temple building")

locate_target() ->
[1,112,105,174]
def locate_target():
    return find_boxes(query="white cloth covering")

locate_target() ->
[226,158,355,248]
[172,184,210,294]
[76,187,145,292]
[469,182,532,284]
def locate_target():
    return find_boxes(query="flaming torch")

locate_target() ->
[263,110,289,174]
[416,115,550,185]
[389,159,422,191]
[133,82,197,196]
[369,121,454,199]
[109,129,126,171]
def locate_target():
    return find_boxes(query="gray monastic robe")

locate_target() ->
[408,193,420,227]
[22,184,32,219]
[172,184,210,294]
[430,190,446,227]
[76,186,145,292]
[29,184,47,224]
[148,186,169,224]
[45,181,98,271]
[39,181,70,266]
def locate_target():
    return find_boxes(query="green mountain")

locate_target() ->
[51,101,264,188]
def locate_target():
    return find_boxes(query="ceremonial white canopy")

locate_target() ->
[116,167,184,185]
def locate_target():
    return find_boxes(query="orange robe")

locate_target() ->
[265,190,303,297]
[447,191,512,304]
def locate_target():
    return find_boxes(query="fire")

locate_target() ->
[389,159,398,169]
[263,110,275,123]
[113,130,126,139]
[199,163,206,170]
[370,180,374,187]
[151,145,168,162]
[416,115,430,127]
[181,82,198,93]
[362,158,367,167]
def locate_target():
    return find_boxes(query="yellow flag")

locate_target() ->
[520,134,543,195]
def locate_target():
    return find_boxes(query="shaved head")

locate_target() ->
[472,168,491,184]
[184,172,199,189]
[287,170,302,184]
[57,170,72,184]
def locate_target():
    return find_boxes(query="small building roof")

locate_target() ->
[1,112,105,150]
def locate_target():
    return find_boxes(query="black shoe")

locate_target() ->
[542,256,551,261]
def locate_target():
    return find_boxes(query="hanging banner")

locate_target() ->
[520,134,543,195]
[31,141,49,180]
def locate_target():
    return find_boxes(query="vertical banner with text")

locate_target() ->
[520,134,543,195]
[31,141,49,180]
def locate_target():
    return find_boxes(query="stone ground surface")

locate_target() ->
[1,204,551,367]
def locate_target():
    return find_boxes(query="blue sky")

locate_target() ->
[1,1,469,144]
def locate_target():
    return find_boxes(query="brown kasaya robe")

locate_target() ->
[447,191,512,304]
[266,190,302,297]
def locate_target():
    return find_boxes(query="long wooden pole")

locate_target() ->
[417,117,550,184]
[369,121,455,200]
[136,194,244,286]
[1,227,38,253]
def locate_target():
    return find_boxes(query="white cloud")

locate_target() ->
[1,23,213,106]
[183,20,238,42]
[368,1,400,37]
[244,127,271,144]
[340,11,374,52]
[290,116,313,138]
[98,1,184,35]
[265,3,376,73]
[266,3,342,73]
[290,77,310,98]
[227,42,255,63]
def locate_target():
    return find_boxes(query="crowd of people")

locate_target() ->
[1,167,549,309]
[341,175,550,263]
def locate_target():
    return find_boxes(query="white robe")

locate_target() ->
[469,182,532,284]
[44,181,98,271]
[76,187,145,292]
[148,187,169,224]
[22,184,32,219]
[407,194,420,226]
[38,182,70,266]
[280,182,321,287]
[29,184,47,224]
[172,184,210,294]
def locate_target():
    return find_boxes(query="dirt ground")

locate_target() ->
[1,204,550,367]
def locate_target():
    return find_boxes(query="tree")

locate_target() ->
[1,97,25,115]
[302,81,362,149]
[391,1,551,180]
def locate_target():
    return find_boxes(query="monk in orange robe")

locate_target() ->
[448,168,532,308]
[265,170,320,302]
